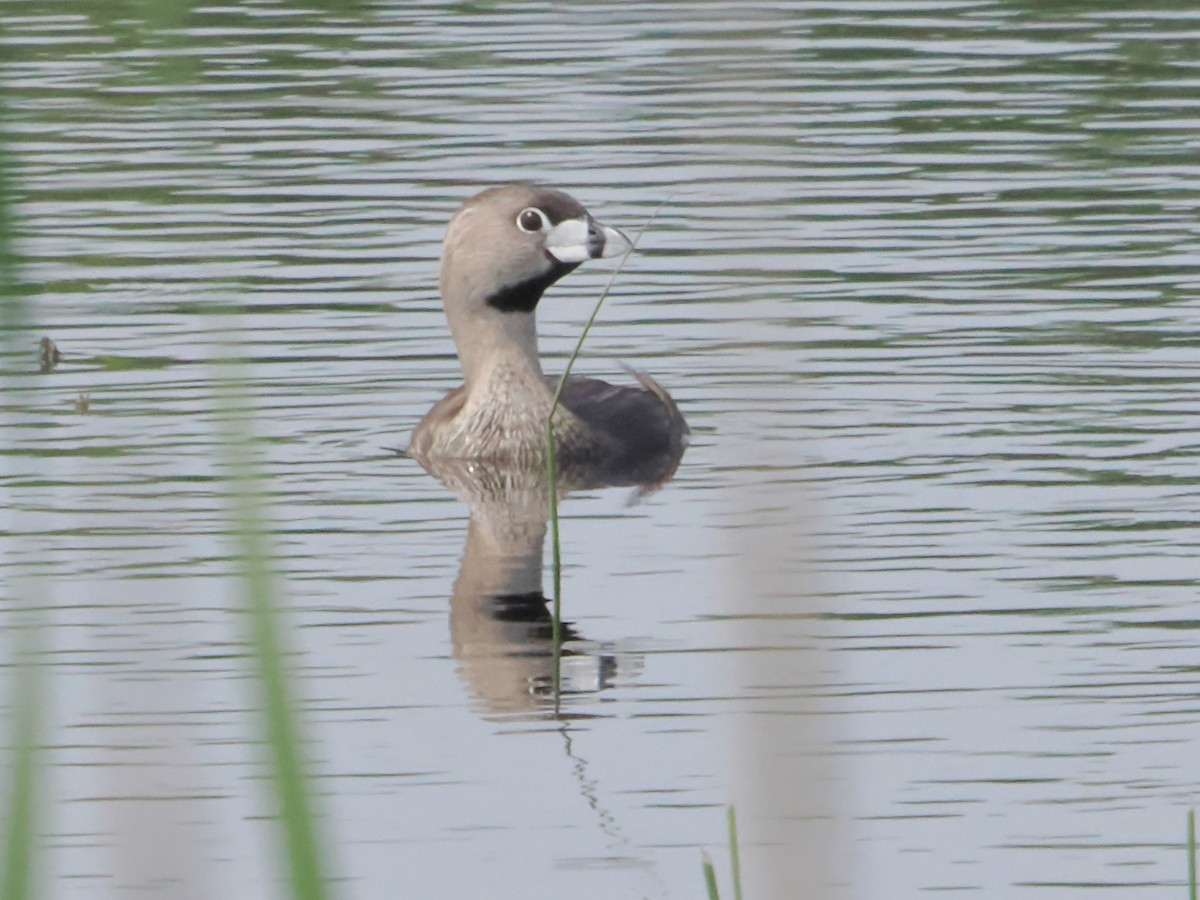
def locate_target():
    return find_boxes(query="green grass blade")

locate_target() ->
[543,200,670,708]
[702,850,721,900]
[727,805,743,900]
[543,236,639,661]
[219,372,331,900]
[0,79,42,900]
[546,431,563,709]
[2,638,41,900]
[0,83,28,344]
[1189,808,1196,900]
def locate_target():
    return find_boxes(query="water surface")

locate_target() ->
[2,1,1199,897]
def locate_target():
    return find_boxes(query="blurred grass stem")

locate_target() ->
[218,366,331,900]
[0,93,43,900]
[702,851,721,900]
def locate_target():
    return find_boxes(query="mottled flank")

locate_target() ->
[411,361,581,464]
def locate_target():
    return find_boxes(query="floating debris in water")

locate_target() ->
[39,336,62,373]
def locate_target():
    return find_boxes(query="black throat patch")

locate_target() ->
[485,260,581,313]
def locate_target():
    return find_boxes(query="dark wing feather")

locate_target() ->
[551,366,688,486]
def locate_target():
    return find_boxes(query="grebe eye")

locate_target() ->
[516,207,549,233]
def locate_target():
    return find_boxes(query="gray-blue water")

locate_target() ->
[2,1,1199,897]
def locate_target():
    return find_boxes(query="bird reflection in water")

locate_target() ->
[409,447,685,718]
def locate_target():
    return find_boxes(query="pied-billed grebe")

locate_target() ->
[409,185,687,472]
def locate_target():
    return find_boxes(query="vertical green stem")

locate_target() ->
[546,440,563,713]
[701,851,721,900]
[0,79,41,900]
[727,805,743,900]
[1189,808,1196,900]
[221,375,330,900]
[542,202,667,711]
[2,640,41,900]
